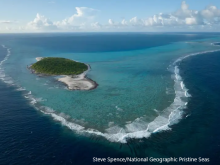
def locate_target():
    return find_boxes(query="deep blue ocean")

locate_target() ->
[0,33,220,164]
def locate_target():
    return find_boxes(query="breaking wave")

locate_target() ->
[0,45,15,86]
[32,48,220,143]
[1,44,220,143]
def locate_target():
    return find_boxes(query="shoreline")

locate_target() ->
[57,64,98,90]
[29,57,98,91]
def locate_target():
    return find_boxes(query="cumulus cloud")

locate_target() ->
[121,19,127,25]
[171,2,220,25]
[27,13,57,31]
[185,17,197,25]
[108,19,114,25]
[91,22,102,28]
[123,1,205,27]
[130,17,144,26]
[55,7,98,30]
[26,7,99,31]
[200,5,220,24]
[174,1,194,19]
[108,1,220,30]
[24,1,220,32]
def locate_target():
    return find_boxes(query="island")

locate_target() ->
[29,57,98,90]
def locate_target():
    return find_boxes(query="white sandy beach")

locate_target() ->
[58,74,97,90]
[36,57,44,61]
[35,57,97,90]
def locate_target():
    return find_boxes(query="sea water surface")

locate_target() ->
[0,33,220,164]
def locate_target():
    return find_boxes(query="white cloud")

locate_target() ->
[108,1,220,30]
[174,1,194,19]
[26,7,100,32]
[20,2,220,32]
[130,17,144,26]
[91,22,102,28]
[200,5,220,23]
[55,7,98,30]
[121,19,127,25]
[185,17,198,25]
[144,1,220,26]
[135,1,204,27]
[108,19,114,25]
[27,13,57,31]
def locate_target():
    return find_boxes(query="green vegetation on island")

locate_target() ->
[30,57,88,75]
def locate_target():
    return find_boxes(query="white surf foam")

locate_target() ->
[0,45,48,106]
[166,87,174,95]
[16,87,26,91]
[25,48,220,143]
[23,91,46,105]
[115,105,123,111]
[2,44,220,143]
[0,45,15,86]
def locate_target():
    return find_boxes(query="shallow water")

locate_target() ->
[1,33,220,143]
[1,33,220,164]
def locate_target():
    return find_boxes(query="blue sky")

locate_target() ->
[0,0,220,32]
